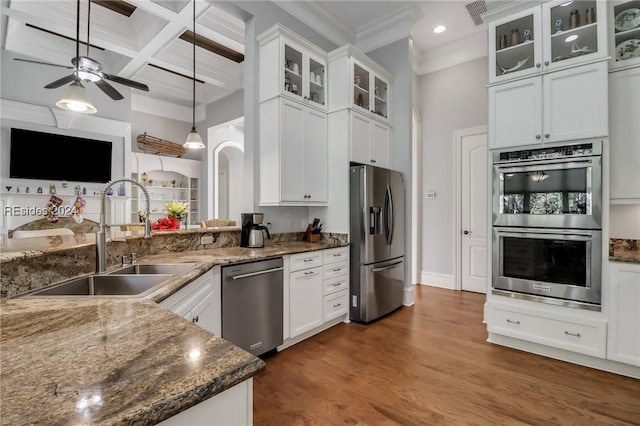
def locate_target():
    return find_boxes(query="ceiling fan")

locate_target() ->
[14,0,149,102]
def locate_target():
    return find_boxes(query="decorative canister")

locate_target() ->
[511,28,520,46]
[555,19,564,32]
[586,7,595,24]
[570,10,580,29]
[522,29,532,42]
[499,34,508,49]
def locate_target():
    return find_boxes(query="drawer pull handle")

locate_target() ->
[333,268,342,272]
[333,303,341,308]
[333,254,342,257]
[564,331,581,338]
[333,282,341,287]
[506,319,520,324]
[303,259,314,262]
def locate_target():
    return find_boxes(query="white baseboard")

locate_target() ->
[420,272,455,290]
[403,284,415,306]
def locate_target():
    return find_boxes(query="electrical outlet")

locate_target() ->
[200,235,214,245]
[425,192,436,199]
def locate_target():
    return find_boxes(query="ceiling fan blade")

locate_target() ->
[14,58,74,69]
[44,74,76,89]
[103,73,150,92]
[95,79,124,100]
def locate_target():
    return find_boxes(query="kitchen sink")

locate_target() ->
[108,263,198,276]
[26,274,174,297]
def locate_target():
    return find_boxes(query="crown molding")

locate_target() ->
[355,5,423,53]
[272,1,354,47]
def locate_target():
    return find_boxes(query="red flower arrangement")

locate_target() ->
[151,215,181,230]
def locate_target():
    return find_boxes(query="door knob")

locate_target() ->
[463,230,471,235]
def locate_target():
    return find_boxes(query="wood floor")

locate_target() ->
[253,286,640,426]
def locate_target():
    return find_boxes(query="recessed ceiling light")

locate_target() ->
[434,25,446,34]
[565,35,578,42]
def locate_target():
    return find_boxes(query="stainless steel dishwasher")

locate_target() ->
[221,257,283,356]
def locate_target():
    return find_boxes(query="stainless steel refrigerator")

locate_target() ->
[349,164,405,323]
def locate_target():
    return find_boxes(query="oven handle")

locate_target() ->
[494,227,595,237]
[494,157,599,168]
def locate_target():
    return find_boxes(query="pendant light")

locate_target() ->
[184,0,205,149]
[57,0,96,114]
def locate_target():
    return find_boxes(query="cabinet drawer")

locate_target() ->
[490,307,606,358]
[289,251,323,272]
[323,290,348,322]
[323,261,348,280]
[323,277,348,296]
[290,266,322,282]
[323,247,349,264]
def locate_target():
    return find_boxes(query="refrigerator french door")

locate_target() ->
[350,164,405,323]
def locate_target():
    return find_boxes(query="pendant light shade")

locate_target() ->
[56,80,97,113]
[184,0,205,149]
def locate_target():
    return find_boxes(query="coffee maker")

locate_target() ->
[241,213,271,248]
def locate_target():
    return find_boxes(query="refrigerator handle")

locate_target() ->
[385,185,394,245]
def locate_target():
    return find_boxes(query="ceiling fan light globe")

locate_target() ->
[184,130,205,149]
[56,82,97,114]
[76,70,101,82]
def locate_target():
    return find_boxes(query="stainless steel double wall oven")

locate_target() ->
[491,140,603,310]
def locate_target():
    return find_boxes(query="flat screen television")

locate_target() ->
[10,128,113,183]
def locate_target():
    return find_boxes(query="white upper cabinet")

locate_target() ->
[328,44,393,124]
[259,97,328,206]
[609,0,640,70]
[488,1,608,84]
[258,24,327,111]
[609,67,640,201]
[489,61,608,148]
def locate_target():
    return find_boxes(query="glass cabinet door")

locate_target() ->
[353,62,370,112]
[373,76,388,120]
[308,57,326,107]
[490,7,542,83]
[611,0,640,68]
[284,43,303,100]
[544,0,605,68]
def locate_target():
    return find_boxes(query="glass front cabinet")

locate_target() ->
[489,1,608,84]
[352,59,390,122]
[258,25,327,111]
[609,0,640,70]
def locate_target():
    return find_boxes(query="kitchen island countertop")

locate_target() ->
[0,239,348,425]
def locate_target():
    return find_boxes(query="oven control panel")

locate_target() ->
[495,142,601,163]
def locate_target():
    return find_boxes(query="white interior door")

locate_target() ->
[461,131,488,293]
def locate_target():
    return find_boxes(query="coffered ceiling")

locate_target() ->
[1,1,510,114]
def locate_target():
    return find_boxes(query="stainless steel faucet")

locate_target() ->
[97,177,151,273]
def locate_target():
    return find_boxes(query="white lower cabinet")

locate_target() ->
[289,265,323,337]
[160,266,221,336]
[487,302,607,359]
[158,378,252,426]
[607,262,640,367]
[284,247,350,343]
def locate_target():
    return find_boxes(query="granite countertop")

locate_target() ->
[609,239,640,264]
[0,239,348,425]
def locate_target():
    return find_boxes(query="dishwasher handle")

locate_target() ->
[230,267,284,280]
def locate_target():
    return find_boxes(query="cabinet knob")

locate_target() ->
[544,133,550,139]
[544,61,550,66]
[304,96,308,100]
[535,134,541,140]
[371,159,376,163]
[535,63,541,68]
[192,316,199,323]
